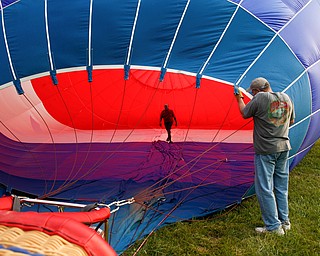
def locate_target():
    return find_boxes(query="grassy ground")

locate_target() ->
[125,141,320,255]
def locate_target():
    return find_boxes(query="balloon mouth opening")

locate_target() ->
[1,68,253,144]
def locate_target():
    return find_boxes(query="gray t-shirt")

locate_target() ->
[242,92,295,154]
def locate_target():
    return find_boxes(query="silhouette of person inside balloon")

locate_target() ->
[159,104,177,143]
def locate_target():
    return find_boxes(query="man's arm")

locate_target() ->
[234,86,246,117]
[235,95,246,117]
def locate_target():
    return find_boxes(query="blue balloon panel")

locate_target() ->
[0,0,319,254]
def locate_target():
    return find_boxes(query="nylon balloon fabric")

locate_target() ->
[0,0,320,254]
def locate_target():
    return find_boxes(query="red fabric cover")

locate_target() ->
[0,209,116,256]
[0,196,13,210]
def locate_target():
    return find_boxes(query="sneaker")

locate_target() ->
[255,226,285,235]
[282,221,291,231]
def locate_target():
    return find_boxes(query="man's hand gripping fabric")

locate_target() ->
[234,85,244,99]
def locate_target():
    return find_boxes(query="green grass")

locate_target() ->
[124,141,320,255]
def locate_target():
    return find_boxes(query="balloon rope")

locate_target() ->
[133,196,240,224]
[108,76,164,243]
[127,203,157,247]
[43,82,96,198]
[111,201,153,248]
[77,74,162,179]
[108,79,127,143]
[155,85,199,200]
[40,85,80,198]
[0,120,48,193]
[84,74,128,174]
[108,205,117,246]
[134,93,253,199]
[130,142,253,253]
[117,97,252,251]
[42,71,162,199]
[135,140,253,202]
[65,81,95,182]
[182,87,199,143]
[176,87,239,184]
[139,143,253,201]
[134,118,253,201]
[43,75,129,199]
[116,94,253,251]
[154,85,237,201]
[134,174,254,221]
[160,89,244,196]
[211,91,236,143]
[118,79,162,143]
[133,161,225,256]
[117,170,253,250]
[22,94,58,196]
[125,180,250,254]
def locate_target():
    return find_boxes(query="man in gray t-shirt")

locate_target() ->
[242,90,294,154]
[234,77,295,235]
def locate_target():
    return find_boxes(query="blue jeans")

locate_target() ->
[254,151,290,231]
